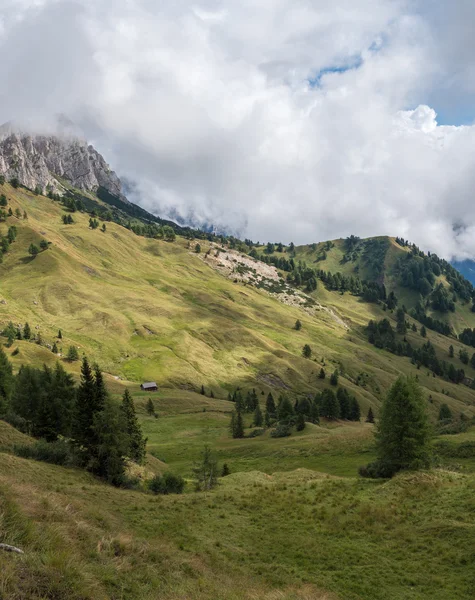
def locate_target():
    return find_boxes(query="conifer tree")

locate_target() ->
[374,377,430,475]
[330,369,339,385]
[349,396,361,421]
[23,322,31,340]
[221,463,230,477]
[420,325,427,338]
[192,445,218,491]
[52,342,58,354]
[67,345,79,361]
[320,389,340,419]
[94,365,108,413]
[318,368,325,379]
[253,402,263,427]
[438,403,452,421]
[277,396,294,421]
[366,407,375,423]
[58,329,62,339]
[200,385,205,395]
[0,348,13,416]
[230,409,244,438]
[146,398,156,416]
[264,408,272,427]
[449,345,454,358]
[121,389,147,464]
[74,357,98,450]
[337,388,350,419]
[296,412,306,431]
[302,344,312,358]
[295,319,302,330]
[266,392,276,417]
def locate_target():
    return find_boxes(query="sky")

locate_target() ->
[1,0,475,259]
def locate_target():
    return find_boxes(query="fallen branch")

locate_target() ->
[0,543,24,554]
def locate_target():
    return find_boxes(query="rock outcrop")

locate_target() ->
[0,122,126,201]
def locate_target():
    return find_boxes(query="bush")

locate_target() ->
[434,440,475,459]
[358,460,398,479]
[148,472,185,495]
[248,428,265,438]
[270,423,291,438]
[13,439,78,466]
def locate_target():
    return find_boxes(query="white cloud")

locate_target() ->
[2,0,475,259]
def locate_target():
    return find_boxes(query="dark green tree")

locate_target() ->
[438,403,452,422]
[195,243,201,253]
[318,368,325,379]
[67,345,79,361]
[52,342,58,354]
[295,319,302,330]
[296,412,306,431]
[320,389,340,419]
[337,388,350,419]
[330,369,339,386]
[396,308,406,334]
[221,463,230,477]
[74,357,98,450]
[349,397,361,421]
[277,396,294,421]
[28,243,39,256]
[373,377,431,476]
[366,407,375,423]
[121,389,147,464]
[146,398,156,416]
[253,402,263,427]
[58,329,62,339]
[265,392,276,417]
[230,409,245,438]
[420,325,427,338]
[302,344,312,358]
[0,348,14,415]
[200,385,205,395]
[449,345,454,358]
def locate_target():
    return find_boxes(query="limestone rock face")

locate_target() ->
[0,124,126,201]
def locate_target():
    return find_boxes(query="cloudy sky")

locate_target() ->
[1,1,475,259]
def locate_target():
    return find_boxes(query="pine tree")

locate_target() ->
[302,344,312,358]
[420,325,427,338]
[438,403,452,422]
[67,345,79,361]
[0,348,14,416]
[23,322,31,340]
[366,407,375,423]
[330,369,339,386]
[230,409,244,438]
[94,365,108,413]
[266,392,276,417]
[264,408,272,427]
[52,342,58,354]
[200,385,205,395]
[221,463,230,477]
[320,389,340,419]
[349,396,361,421]
[58,329,62,339]
[146,398,156,416]
[121,389,147,464]
[374,377,430,475]
[318,368,325,379]
[277,396,294,421]
[253,403,263,427]
[296,412,306,431]
[449,345,454,358]
[337,388,350,419]
[74,357,98,450]
[192,445,218,490]
[295,319,302,330]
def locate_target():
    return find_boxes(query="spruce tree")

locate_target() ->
[374,377,431,475]
[23,322,31,340]
[420,325,427,338]
[221,463,230,477]
[349,397,361,421]
[295,319,302,330]
[253,403,263,427]
[121,389,147,464]
[58,329,62,339]
[302,344,312,358]
[320,389,340,419]
[449,345,454,358]
[0,348,14,416]
[337,388,350,419]
[366,406,375,423]
[318,368,326,379]
[230,409,244,438]
[277,396,294,421]
[438,403,452,421]
[52,342,58,354]
[74,357,98,450]
[200,385,205,395]
[94,365,108,413]
[296,412,306,431]
[330,369,339,386]
[146,398,156,416]
[67,345,79,361]
[266,392,276,417]
[192,445,218,490]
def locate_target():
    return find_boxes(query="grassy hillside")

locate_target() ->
[1,412,475,600]
[1,184,475,598]
[0,182,474,422]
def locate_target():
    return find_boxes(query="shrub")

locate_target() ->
[13,439,78,466]
[270,423,291,438]
[148,472,185,495]
[358,460,398,479]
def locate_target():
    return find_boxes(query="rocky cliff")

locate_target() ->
[0,123,126,201]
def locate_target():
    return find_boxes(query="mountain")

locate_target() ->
[0,121,126,201]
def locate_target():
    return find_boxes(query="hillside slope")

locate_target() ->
[0,183,475,421]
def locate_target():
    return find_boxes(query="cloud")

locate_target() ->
[2,0,475,259]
